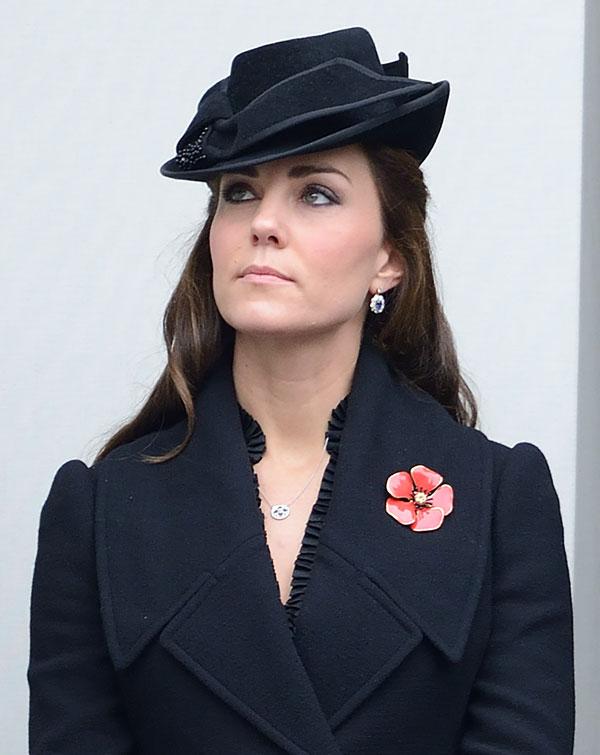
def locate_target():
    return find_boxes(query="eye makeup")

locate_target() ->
[220,180,341,206]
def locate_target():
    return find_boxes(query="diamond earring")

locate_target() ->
[369,288,385,314]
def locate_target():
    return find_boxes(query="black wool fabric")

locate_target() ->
[27,338,574,754]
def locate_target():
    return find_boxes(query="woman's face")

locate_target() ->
[209,143,401,338]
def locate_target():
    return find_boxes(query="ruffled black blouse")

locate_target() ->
[237,393,350,634]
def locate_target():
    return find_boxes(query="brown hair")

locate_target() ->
[93,143,478,465]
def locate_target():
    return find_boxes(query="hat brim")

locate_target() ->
[159,80,450,182]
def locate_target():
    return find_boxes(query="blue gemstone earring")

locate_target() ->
[369,288,386,314]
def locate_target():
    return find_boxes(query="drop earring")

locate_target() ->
[369,288,385,314]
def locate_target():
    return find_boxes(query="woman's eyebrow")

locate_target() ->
[227,164,352,184]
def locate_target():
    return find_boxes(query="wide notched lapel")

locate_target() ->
[95,344,344,755]
[289,338,494,730]
[94,336,493,753]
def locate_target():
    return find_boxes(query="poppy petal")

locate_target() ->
[386,471,413,499]
[386,497,416,525]
[411,507,445,532]
[410,464,443,493]
[429,483,453,515]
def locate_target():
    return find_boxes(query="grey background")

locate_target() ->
[2,2,597,751]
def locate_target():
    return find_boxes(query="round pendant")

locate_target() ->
[270,503,290,520]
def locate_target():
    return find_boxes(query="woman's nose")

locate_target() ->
[250,194,288,247]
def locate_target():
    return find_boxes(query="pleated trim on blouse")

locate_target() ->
[237,393,349,634]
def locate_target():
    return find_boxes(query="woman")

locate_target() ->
[28,26,575,754]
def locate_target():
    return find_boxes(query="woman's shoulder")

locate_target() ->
[461,420,557,503]
[34,459,97,554]
[411,384,561,518]
[450,418,562,533]
[40,458,96,514]
[401,374,556,488]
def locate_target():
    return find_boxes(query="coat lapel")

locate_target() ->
[94,336,493,753]
[288,337,493,729]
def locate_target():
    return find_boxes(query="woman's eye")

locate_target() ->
[221,184,253,202]
[220,182,338,206]
[303,185,337,205]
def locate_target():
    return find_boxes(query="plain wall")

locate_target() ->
[2,2,594,751]
[573,0,600,751]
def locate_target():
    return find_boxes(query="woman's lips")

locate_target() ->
[241,273,294,284]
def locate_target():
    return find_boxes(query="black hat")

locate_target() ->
[159,26,450,182]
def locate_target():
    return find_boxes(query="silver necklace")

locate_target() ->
[258,436,329,520]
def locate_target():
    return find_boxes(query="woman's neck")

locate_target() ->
[232,329,360,466]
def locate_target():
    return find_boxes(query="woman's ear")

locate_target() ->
[371,243,405,293]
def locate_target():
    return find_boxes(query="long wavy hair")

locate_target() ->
[93,142,478,465]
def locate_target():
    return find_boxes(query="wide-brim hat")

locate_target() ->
[159,26,450,182]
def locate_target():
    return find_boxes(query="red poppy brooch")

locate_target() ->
[385,464,454,532]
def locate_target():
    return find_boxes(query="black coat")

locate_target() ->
[28,338,575,754]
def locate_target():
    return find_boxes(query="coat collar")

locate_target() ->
[94,336,494,754]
